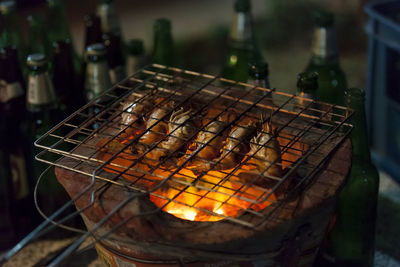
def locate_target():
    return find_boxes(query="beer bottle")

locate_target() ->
[83,14,103,53]
[80,14,103,92]
[126,39,145,76]
[27,15,52,63]
[248,62,270,89]
[0,47,30,203]
[221,0,263,83]
[46,0,81,74]
[47,0,71,44]
[25,53,63,216]
[321,88,379,267]
[52,40,81,115]
[152,18,175,66]
[104,33,126,84]
[0,0,25,66]
[96,0,121,37]
[305,9,347,106]
[0,47,29,249]
[84,43,111,102]
[0,136,16,249]
[295,72,319,115]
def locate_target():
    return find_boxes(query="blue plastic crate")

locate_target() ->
[365,0,400,182]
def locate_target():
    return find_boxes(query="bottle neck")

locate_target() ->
[348,95,371,162]
[310,25,339,65]
[53,43,74,95]
[229,11,256,49]
[97,1,120,35]
[153,31,174,66]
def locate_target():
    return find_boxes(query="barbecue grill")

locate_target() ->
[1,64,353,266]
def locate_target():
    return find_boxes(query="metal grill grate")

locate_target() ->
[1,64,353,265]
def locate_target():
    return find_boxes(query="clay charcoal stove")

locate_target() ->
[2,64,353,266]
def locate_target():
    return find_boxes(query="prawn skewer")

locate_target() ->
[247,120,282,178]
[120,94,155,138]
[195,118,257,172]
[145,108,198,163]
[179,111,234,167]
[136,100,175,153]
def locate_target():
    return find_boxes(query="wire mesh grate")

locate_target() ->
[34,64,352,227]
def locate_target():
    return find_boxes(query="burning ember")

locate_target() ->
[97,137,304,222]
[149,167,276,222]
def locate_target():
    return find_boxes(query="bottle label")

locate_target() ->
[27,74,56,105]
[109,65,126,85]
[10,150,29,200]
[85,62,112,101]
[0,80,24,103]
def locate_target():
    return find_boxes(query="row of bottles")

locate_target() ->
[0,0,176,248]
[220,1,378,266]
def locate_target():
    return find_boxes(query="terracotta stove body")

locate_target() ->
[34,65,352,267]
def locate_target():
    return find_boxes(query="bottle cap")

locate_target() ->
[234,0,251,12]
[86,43,107,56]
[345,88,365,98]
[127,39,144,55]
[26,53,47,68]
[312,8,334,27]
[249,62,269,79]
[153,18,171,32]
[297,72,318,90]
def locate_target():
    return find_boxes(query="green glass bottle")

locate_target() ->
[322,88,379,267]
[126,39,145,76]
[46,0,81,74]
[0,1,26,67]
[221,0,263,83]
[84,43,112,102]
[304,9,347,106]
[25,53,62,215]
[152,18,175,67]
[27,15,52,63]
[47,0,71,44]
[248,62,270,89]
[96,0,121,36]
[295,71,318,114]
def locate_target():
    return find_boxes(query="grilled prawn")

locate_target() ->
[180,111,234,167]
[136,100,175,153]
[248,120,282,178]
[145,108,197,162]
[195,118,257,172]
[120,94,155,138]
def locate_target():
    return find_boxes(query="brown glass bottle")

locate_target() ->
[104,33,126,84]
[52,40,82,115]
[0,47,37,248]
